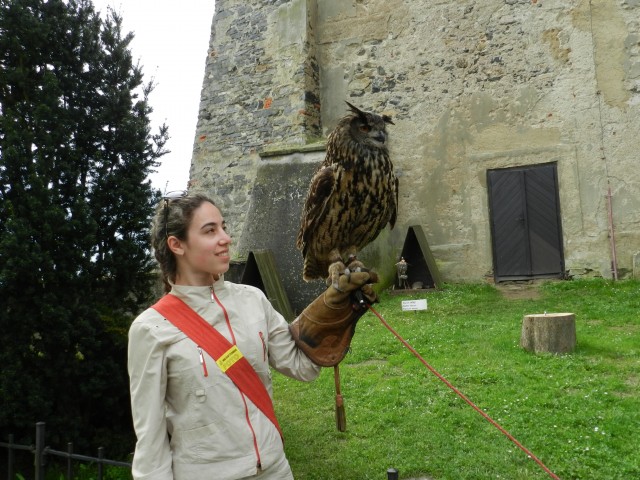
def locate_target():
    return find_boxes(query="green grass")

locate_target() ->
[274,279,640,480]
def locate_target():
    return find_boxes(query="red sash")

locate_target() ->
[151,294,283,440]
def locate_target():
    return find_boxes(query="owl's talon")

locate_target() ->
[327,259,346,290]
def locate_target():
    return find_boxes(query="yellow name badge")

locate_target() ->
[216,345,244,373]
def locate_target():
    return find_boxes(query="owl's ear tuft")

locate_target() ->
[382,114,395,125]
[345,101,365,117]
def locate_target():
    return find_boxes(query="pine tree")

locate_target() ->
[0,0,168,453]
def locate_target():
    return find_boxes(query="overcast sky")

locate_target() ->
[91,0,217,193]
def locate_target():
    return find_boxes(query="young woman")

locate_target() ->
[128,193,375,480]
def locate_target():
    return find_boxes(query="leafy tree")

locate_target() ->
[0,0,168,453]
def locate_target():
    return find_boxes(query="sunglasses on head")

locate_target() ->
[163,190,188,238]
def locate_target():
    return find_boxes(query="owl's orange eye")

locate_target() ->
[359,125,371,133]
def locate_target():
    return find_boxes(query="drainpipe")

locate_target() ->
[606,183,618,280]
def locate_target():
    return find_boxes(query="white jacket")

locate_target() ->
[128,278,321,480]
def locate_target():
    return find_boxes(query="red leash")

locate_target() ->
[368,305,560,480]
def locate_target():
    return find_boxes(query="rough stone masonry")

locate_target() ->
[189,0,640,290]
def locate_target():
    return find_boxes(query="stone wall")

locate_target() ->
[191,0,640,284]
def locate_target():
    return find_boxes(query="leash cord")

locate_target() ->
[368,305,560,480]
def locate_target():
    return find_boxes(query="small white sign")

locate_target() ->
[401,299,428,311]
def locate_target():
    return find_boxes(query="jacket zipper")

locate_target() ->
[259,331,266,362]
[197,346,208,377]
[210,285,262,469]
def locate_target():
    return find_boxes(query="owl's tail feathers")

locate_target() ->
[302,258,327,282]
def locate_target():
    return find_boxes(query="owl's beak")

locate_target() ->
[373,132,386,144]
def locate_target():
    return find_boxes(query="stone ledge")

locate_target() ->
[259,141,326,158]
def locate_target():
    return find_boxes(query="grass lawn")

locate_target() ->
[274,279,640,480]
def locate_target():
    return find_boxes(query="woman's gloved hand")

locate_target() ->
[289,268,378,367]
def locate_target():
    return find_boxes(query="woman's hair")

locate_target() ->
[150,193,217,293]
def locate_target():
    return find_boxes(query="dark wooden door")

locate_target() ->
[487,163,564,282]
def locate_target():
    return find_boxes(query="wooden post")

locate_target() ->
[520,313,576,354]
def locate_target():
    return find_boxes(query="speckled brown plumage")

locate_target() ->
[297,102,398,282]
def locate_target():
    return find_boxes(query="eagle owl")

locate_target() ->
[297,102,398,284]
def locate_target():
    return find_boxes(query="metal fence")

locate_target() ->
[0,422,131,480]
[2,423,406,480]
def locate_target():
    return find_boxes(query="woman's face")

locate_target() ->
[172,202,231,284]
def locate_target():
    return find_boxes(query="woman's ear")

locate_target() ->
[167,236,184,256]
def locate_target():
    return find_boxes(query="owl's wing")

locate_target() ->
[297,165,336,256]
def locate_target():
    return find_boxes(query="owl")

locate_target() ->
[297,101,398,285]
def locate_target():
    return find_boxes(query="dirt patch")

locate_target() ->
[496,282,543,300]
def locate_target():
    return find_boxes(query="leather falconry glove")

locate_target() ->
[290,269,378,367]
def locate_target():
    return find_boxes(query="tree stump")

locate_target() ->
[520,313,576,354]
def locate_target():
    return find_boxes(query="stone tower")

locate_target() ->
[191,0,640,300]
